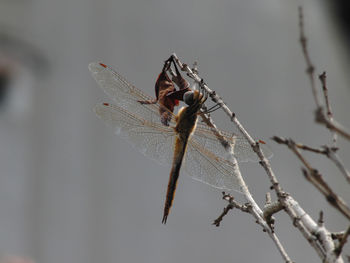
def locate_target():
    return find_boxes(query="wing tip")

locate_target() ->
[88,62,106,73]
[92,104,100,115]
[93,102,109,115]
[162,214,168,224]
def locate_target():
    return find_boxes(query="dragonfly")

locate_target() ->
[89,62,272,223]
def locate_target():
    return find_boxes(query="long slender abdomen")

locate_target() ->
[162,135,188,224]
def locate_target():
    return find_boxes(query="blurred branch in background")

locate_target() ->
[0,29,49,119]
[298,7,350,141]
[0,29,49,76]
[326,0,350,56]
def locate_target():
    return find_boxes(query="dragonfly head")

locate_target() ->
[183,91,194,106]
[183,90,201,105]
[183,90,207,107]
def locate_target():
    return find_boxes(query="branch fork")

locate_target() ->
[170,51,346,262]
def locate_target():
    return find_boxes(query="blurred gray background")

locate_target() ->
[0,0,349,262]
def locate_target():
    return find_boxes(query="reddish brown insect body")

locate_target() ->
[139,56,190,126]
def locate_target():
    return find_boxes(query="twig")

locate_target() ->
[319,72,332,120]
[277,137,350,220]
[171,54,294,263]
[318,211,324,227]
[213,192,250,227]
[326,148,350,184]
[273,136,327,154]
[172,54,321,262]
[298,7,350,141]
[172,53,344,262]
[319,72,337,146]
[315,109,350,141]
[273,136,350,184]
[298,6,320,109]
[272,136,350,220]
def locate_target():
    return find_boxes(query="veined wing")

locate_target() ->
[184,138,243,192]
[89,62,176,126]
[94,102,245,191]
[193,123,273,163]
[89,62,272,164]
[94,102,175,166]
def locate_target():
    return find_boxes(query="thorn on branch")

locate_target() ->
[270,182,280,191]
[318,72,332,117]
[230,112,236,121]
[318,70,338,146]
[317,211,324,226]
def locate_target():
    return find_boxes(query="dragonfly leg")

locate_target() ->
[170,56,190,90]
[202,103,222,114]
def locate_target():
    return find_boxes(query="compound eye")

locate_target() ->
[183,91,195,105]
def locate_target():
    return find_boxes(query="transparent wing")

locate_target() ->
[94,103,271,191]
[94,102,245,191]
[89,62,176,126]
[90,62,273,163]
[184,138,244,192]
[94,102,175,166]
[193,123,273,163]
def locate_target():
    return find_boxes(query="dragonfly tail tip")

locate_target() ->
[162,215,168,224]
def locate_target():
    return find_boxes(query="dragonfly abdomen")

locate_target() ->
[162,134,189,224]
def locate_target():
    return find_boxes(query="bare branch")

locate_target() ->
[272,136,350,184]
[273,136,326,154]
[213,192,250,227]
[272,136,350,220]
[171,53,345,262]
[170,54,296,262]
[213,193,293,262]
[298,6,320,109]
[302,165,350,220]
[298,7,350,141]
[315,109,350,141]
[326,148,350,184]
[319,72,332,120]
[319,71,337,145]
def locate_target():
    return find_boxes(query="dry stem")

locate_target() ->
[272,137,350,220]
[298,7,350,141]
[170,54,293,262]
[171,51,344,262]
